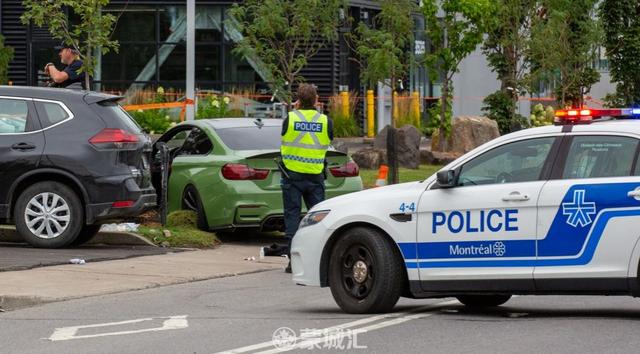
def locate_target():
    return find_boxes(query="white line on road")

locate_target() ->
[216,299,459,354]
[48,315,189,342]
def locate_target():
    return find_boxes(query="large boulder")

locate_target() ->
[431,116,500,153]
[373,125,422,169]
[420,149,462,165]
[351,148,387,170]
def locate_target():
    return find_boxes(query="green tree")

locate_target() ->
[599,0,640,106]
[228,0,343,104]
[0,35,14,85]
[422,0,495,151]
[482,0,536,133]
[529,0,600,108]
[349,0,416,184]
[21,0,119,91]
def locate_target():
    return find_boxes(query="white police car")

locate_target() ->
[291,108,640,313]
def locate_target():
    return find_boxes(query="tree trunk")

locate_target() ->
[85,49,91,91]
[438,77,449,152]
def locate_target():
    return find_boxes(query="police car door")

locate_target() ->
[415,136,560,291]
[534,133,640,291]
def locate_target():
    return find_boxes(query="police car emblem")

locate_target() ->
[562,189,596,228]
[493,242,506,257]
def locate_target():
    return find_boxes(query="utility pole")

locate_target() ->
[186,0,195,121]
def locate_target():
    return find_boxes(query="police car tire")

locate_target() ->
[456,295,512,307]
[14,182,83,249]
[328,227,404,314]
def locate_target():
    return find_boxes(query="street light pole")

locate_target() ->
[186,0,195,121]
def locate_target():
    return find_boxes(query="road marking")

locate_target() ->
[216,299,459,354]
[48,315,188,342]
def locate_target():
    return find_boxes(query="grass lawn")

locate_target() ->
[360,164,442,188]
[137,210,219,248]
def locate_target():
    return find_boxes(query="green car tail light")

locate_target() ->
[329,161,359,178]
[222,163,270,180]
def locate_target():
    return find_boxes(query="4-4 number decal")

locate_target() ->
[399,202,416,213]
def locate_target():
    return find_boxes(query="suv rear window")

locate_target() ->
[91,101,143,134]
[216,126,281,150]
[563,135,638,179]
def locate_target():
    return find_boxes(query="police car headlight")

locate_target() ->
[299,210,330,229]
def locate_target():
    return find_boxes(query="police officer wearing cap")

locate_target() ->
[280,83,333,273]
[44,43,91,90]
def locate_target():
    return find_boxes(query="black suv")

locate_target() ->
[0,86,156,248]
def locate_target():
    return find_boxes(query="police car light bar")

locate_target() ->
[554,108,640,125]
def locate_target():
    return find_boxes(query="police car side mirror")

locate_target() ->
[436,170,457,188]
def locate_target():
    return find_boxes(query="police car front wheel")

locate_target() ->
[456,295,512,308]
[328,227,405,314]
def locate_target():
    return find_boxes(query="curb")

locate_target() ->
[0,226,156,247]
[0,267,279,312]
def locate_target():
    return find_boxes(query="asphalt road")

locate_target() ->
[1,270,640,354]
[0,242,170,271]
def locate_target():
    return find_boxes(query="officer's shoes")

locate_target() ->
[285,261,292,274]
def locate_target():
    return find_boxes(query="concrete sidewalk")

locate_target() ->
[0,244,287,311]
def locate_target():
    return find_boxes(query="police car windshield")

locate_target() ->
[216,126,281,151]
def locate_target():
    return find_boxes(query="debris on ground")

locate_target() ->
[69,258,86,265]
[244,256,256,261]
[163,229,172,238]
[100,223,139,233]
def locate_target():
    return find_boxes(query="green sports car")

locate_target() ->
[152,118,363,232]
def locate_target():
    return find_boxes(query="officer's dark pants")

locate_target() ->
[282,175,325,253]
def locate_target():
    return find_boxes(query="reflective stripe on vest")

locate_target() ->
[280,110,330,150]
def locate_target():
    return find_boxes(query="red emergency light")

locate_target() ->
[554,108,640,125]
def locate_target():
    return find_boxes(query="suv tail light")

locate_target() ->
[330,161,360,177]
[89,128,139,150]
[222,163,270,180]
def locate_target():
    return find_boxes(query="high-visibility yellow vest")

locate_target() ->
[281,109,331,174]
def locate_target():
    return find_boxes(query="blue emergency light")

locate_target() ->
[554,107,640,125]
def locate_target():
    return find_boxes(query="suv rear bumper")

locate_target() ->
[87,188,156,224]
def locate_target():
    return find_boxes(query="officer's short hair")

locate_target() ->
[297,84,317,109]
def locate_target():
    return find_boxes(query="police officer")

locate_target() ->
[44,43,91,90]
[281,84,333,273]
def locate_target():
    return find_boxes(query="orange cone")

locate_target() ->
[374,165,389,187]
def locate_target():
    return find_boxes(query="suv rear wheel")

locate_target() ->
[14,182,83,248]
[71,224,102,246]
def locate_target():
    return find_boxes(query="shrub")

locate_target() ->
[530,103,554,127]
[197,94,233,119]
[482,91,528,134]
[0,34,13,85]
[130,109,174,134]
[328,92,361,137]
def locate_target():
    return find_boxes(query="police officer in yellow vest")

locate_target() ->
[281,84,333,273]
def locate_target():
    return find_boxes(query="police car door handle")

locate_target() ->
[502,192,530,202]
[627,189,640,199]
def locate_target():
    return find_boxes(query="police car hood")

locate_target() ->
[312,181,426,211]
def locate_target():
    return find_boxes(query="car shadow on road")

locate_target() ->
[441,305,640,321]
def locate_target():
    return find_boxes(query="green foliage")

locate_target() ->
[482,0,536,123]
[425,95,453,137]
[482,90,528,134]
[228,0,343,103]
[21,0,119,90]
[0,35,14,85]
[599,0,640,106]
[422,0,495,144]
[166,210,198,228]
[130,109,173,134]
[529,103,555,127]
[196,95,235,119]
[529,0,600,107]
[350,0,416,91]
